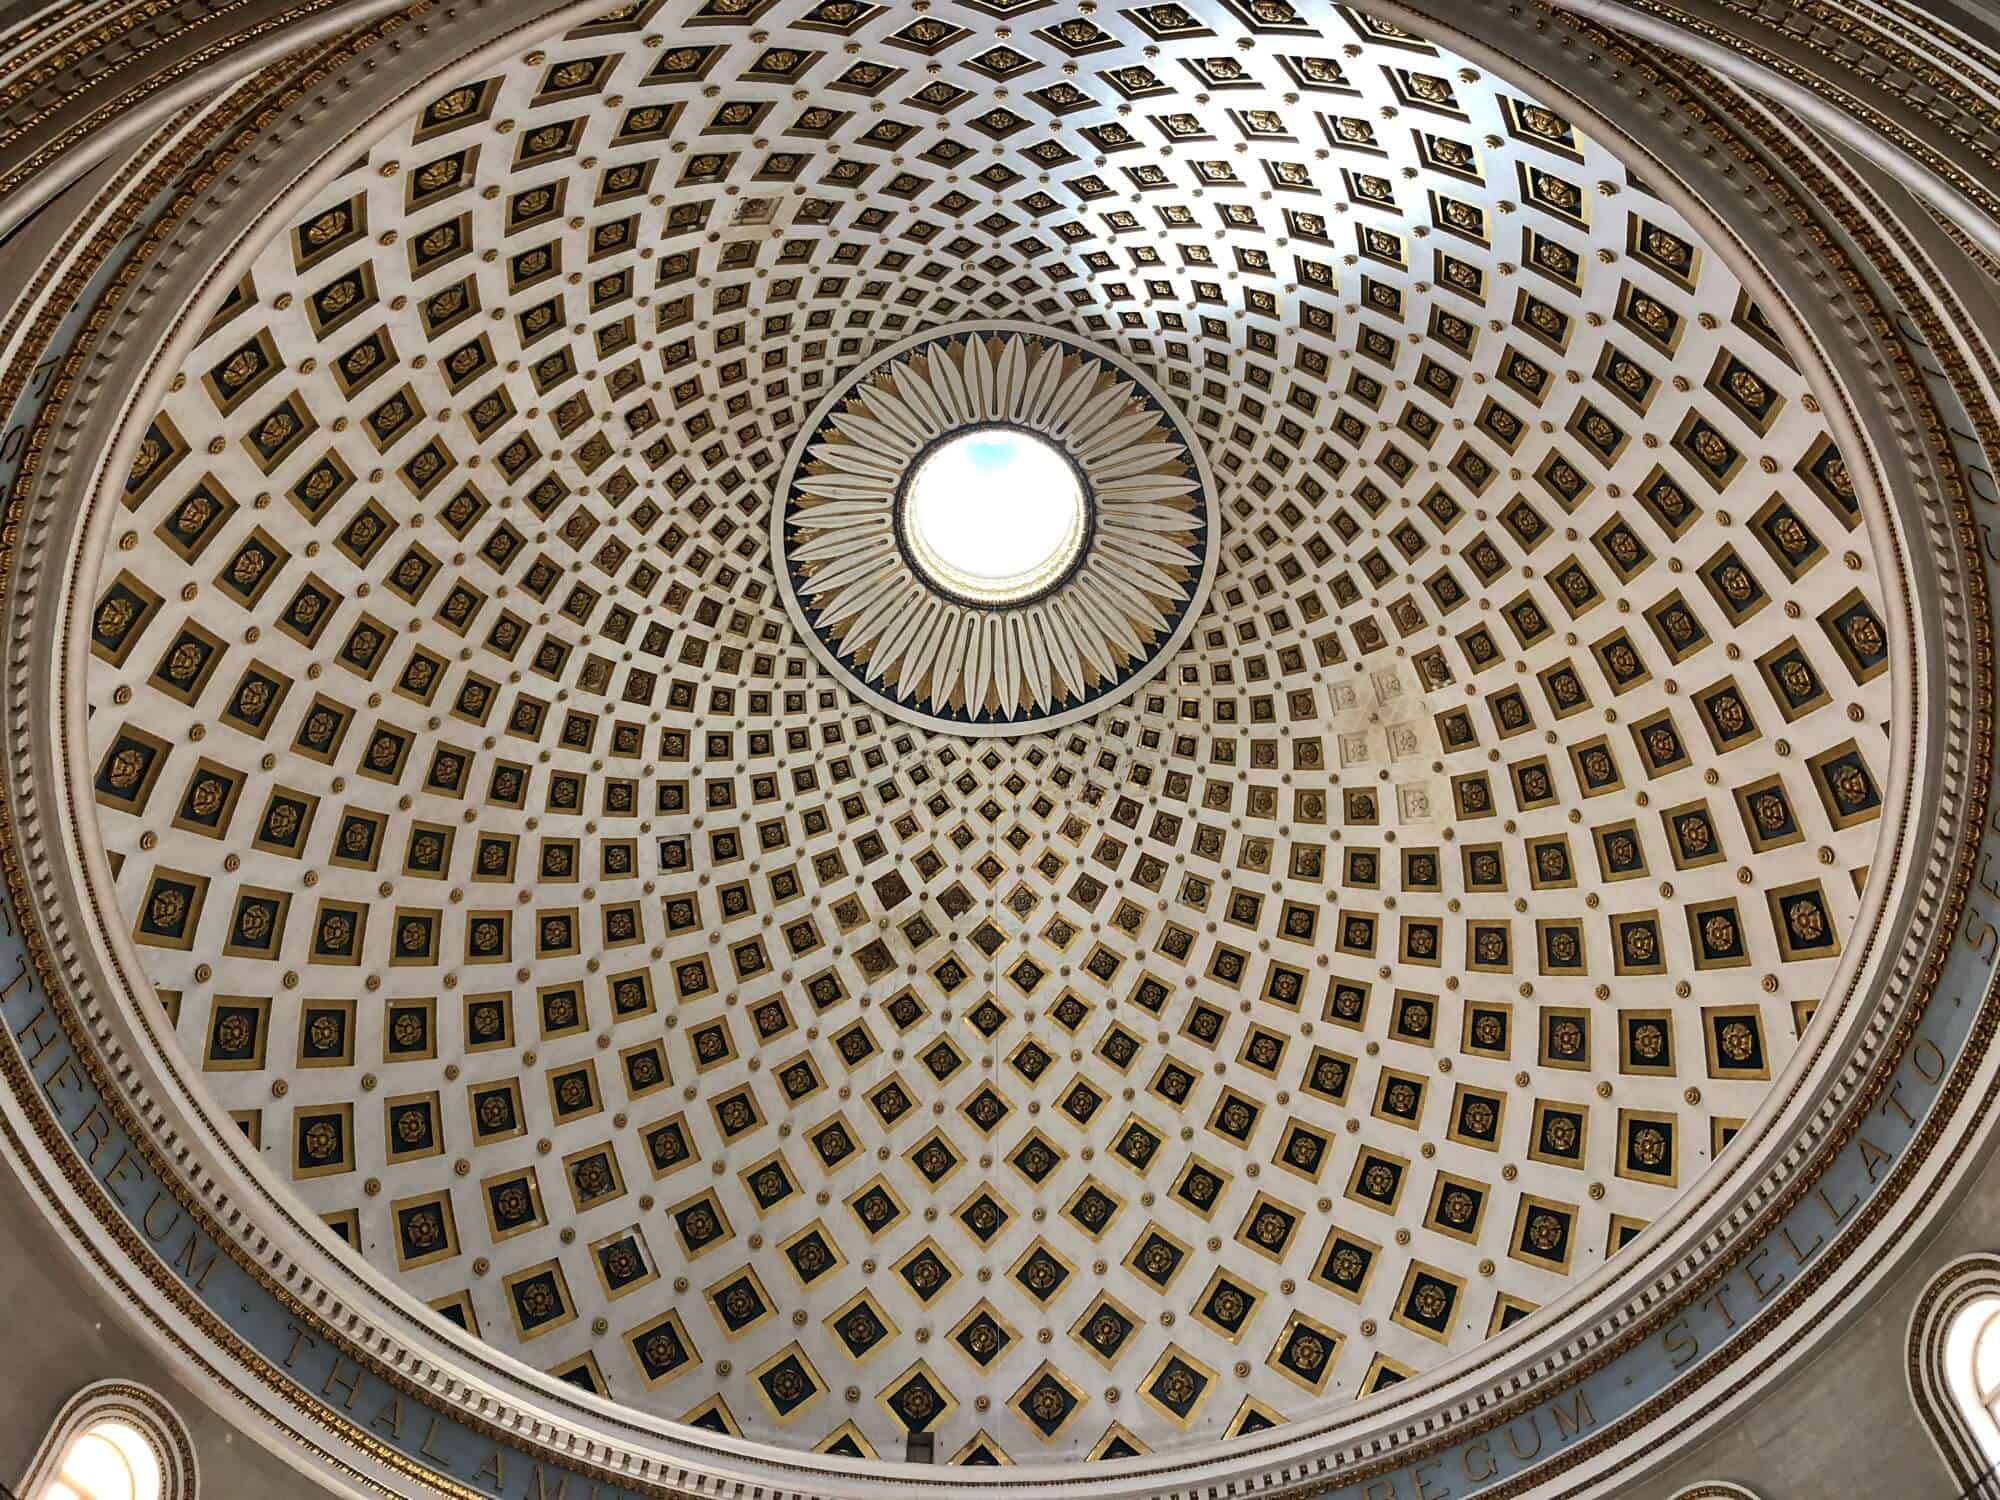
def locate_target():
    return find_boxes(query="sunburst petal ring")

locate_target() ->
[772,321,1218,735]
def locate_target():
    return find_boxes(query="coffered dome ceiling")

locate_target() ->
[78,0,1899,1469]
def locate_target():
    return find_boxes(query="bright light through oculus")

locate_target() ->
[902,427,1086,605]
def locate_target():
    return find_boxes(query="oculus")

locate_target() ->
[900,427,1087,605]
[773,322,1217,735]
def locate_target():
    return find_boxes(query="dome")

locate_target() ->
[78,6,1898,1451]
[1,1,1992,1497]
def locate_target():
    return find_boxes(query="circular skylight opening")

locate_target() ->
[901,426,1087,605]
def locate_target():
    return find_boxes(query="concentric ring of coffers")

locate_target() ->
[60,0,1914,1472]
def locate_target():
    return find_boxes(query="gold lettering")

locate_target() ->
[369,1398,404,1439]
[141,1190,182,1242]
[1363,1482,1401,1500]
[1858,1135,1894,1183]
[419,1417,454,1468]
[45,1056,85,1103]
[1782,1223,1824,1266]
[474,1448,505,1491]
[70,1103,113,1170]
[1816,1184,1859,1225]
[1879,1081,1917,1129]
[1550,1389,1595,1441]
[528,1470,570,1500]
[0,957,34,1004]
[1914,1038,1947,1084]
[172,1228,220,1291]
[1503,1417,1543,1460]
[1702,1285,1737,1331]
[1744,1248,1792,1312]
[1461,1436,1497,1482]
[101,1148,142,1206]
[283,1321,316,1369]
[1663,1315,1699,1369]
[17,1005,59,1068]
[321,1357,365,1410]
[1413,1458,1453,1499]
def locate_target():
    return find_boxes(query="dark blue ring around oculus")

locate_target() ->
[782,328,1209,729]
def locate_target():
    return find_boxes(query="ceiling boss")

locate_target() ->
[773,322,1218,735]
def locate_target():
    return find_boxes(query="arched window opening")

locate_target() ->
[1913,1256,2000,1492]
[37,1419,163,1500]
[1947,1294,2000,1467]
[16,1383,192,1500]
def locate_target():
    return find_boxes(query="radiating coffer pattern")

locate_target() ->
[85,0,1896,1463]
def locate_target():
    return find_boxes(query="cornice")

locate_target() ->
[1555,0,2000,263]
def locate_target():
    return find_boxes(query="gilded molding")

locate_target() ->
[0,4,404,214]
[17,1379,201,1497]
[1906,1253,2000,1489]
[1561,0,2000,251]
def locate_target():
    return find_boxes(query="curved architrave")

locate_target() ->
[0,2,1990,1499]
[0,0,423,241]
[36,25,1928,1480]
[16,1380,200,1500]
[0,0,1944,1488]
[1555,0,2000,264]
